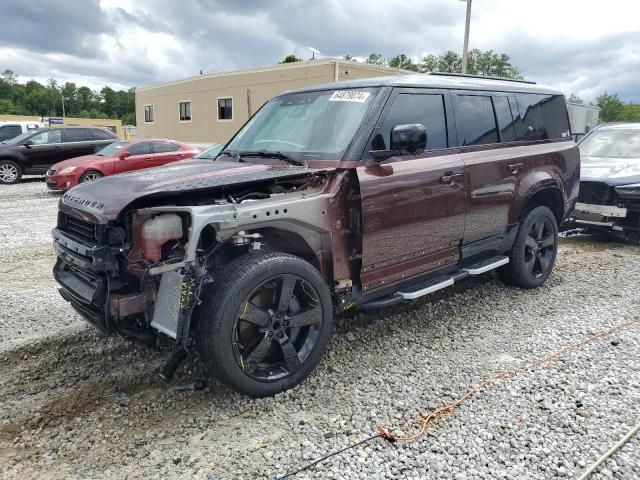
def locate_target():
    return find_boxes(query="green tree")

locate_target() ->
[343,54,355,61]
[597,93,624,122]
[618,103,640,122]
[567,93,584,104]
[416,49,522,78]
[388,54,420,72]
[0,99,14,114]
[280,54,302,63]
[365,53,386,66]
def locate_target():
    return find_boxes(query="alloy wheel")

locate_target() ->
[0,164,18,183]
[524,216,555,278]
[232,274,323,381]
[82,172,102,182]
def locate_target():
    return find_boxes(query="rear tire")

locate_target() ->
[195,252,333,397]
[500,205,558,289]
[0,160,22,184]
[79,170,103,183]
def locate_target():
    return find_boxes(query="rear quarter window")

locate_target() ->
[89,129,116,140]
[514,94,570,141]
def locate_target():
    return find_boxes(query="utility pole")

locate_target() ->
[59,89,65,117]
[460,0,472,74]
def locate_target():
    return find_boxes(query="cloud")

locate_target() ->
[0,0,638,102]
[0,0,110,58]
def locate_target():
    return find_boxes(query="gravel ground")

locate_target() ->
[0,180,638,480]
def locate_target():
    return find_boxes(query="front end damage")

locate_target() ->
[52,164,359,377]
[568,180,640,241]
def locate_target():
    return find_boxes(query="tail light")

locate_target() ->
[140,214,183,262]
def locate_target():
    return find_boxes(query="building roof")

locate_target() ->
[135,58,410,92]
[286,72,562,96]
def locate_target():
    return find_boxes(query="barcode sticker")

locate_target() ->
[329,91,370,103]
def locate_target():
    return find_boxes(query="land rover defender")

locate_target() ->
[52,74,579,397]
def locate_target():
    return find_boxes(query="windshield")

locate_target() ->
[195,143,223,159]
[224,88,375,162]
[4,131,35,146]
[97,141,129,156]
[580,129,640,158]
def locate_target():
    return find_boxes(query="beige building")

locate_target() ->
[0,114,123,137]
[135,59,408,143]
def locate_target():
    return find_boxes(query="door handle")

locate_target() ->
[440,173,463,185]
[508,163,524,174]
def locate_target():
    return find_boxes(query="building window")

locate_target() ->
[218,97,233,121]
[144,105,154,123]
[179,101,191,122]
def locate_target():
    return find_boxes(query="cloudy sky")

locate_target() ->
[1,0,639,102]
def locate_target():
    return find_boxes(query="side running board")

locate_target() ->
[463,256,509,275]
[398,277,453,300]
[361,255,509,309]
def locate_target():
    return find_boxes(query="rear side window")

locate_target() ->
[454,95,499,146]
[492,96,517,142]
[376,93,448,150]
[152,141,181,153]
[514,94,570,141]
[127,142,152,155]
[64,128,92,142]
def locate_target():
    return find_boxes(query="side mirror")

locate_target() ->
[119,151,130,159]
[390,124,427,155]
[22,140,33,147]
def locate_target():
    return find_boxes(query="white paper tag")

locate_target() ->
[329,91,370,103]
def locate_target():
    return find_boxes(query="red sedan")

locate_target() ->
[46,139,198,192]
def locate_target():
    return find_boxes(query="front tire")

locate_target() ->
[79,170,103,183]
[500,205,558,289]
[195,252,333,397]
[0,160,22,185]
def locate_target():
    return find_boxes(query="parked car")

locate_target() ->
[46,138,198,192]
[0,126,119,185]
[0,120,45,143]
[568,122,640,242]
[52,74,579,397]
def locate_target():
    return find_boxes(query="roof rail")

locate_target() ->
[428,72,536,85]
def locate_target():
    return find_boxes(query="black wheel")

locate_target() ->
[0,160,22,184]
[79,170,103,183]
[500,205,558,289]
[195,252,333,397]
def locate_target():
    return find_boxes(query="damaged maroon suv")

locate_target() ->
[52,74,579,397]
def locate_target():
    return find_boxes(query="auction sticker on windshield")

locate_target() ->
[329,91,370,103]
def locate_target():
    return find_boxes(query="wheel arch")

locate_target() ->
[200,220,334,284]
[519,185,564,225]
[0,156,24,168]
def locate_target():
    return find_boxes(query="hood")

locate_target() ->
[580,155,640,186]
[52,154,111,171]
[60,160,333,223]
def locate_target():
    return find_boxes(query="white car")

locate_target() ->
[0,121,45,143]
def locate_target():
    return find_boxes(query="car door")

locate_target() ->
[62,128,97,159]
[357,89,466,292]
[114,141,153,174]
[150,141,187,168]
[452,93,531,250]
[21,129,66,173]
